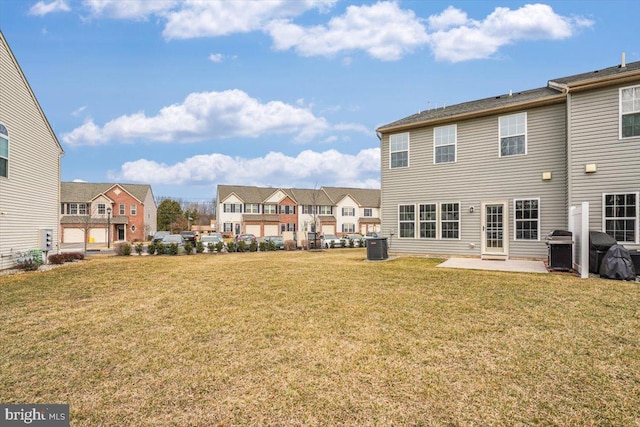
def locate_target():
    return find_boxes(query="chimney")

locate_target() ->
[621,52,626,68]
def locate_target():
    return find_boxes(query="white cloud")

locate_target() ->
[427,4,594,62]
[267,2,428,61]
[29,0,71,16]
[71,105,87,117]
[208,53,223,63]
[61,89,367,146]
[82,0,177,20]
[111,147,380,188]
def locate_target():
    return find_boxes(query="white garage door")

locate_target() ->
[264,225,279,236]
[63,228,84,243]
[245,225,262,237]
[323,225,335,235]
[90,227,107,243]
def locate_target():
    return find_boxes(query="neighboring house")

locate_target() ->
[217,185,381,238]
[0,31,65,269]
[377,58,640,260]
[60,182,157,244]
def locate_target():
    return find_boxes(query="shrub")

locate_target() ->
[215,241,225,253]
[226,241,236,253]
[341,240,346,248]
[330,241,335,249]
[284,240,297,251]
[207,242,216,253]
[237,241,247,252]
[259,241,267,252]
[48,254,65,264]
[115,242,132,256]
[184,242,194,255]
[17,258,41,271]
[349,239,355,248]
[359,238,365,247]
[196,241,205,254]
[249,241,258,252]
[134,243,144,255]
[147,243,156,255]
[168,243,179,255]
[268,241,276,251]
[155,243,166,255]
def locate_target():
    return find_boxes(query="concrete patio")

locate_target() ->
[437,258,549,274]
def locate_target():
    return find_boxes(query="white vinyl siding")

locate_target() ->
[514,199,540,240]
[390,133,409,168]
[620,85,640,138]
[603,193,638,243]
[342,207,355,216]
[499,113,527,157]
[434,125,456,164]
[398,204,415,238]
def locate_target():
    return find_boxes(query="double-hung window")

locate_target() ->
[319,206,332,215]
[390,133,409,168]
[603,193,637,243]
[398,205,415,238]
[302,205,313,214]
[223,223,233,233]
[499,113,526,157]
[514,199,539,240]
[70,203,78,215]
[131,204,137,215]
[79,203,87,215]
[342,223,355,233]
[363,208,372,217]
[0,124,8,178]
[440,203,460,239]
[119,204,125,215]
[245,204,259,214]
[264,204,277,214]
[621,85,640,138]
[419,204,437,238]
[342,207,355,216]
[224,203,243,213]
[98,203,106,215]
[434,125,456,164]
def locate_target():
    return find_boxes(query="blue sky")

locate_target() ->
[1,0,638,201]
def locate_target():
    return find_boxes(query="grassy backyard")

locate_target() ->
[1,250,639,426]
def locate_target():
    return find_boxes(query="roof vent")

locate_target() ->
[509,89,513,97]
[621,52,626,68]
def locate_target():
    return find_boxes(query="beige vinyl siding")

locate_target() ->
[381,103,567,259]
[142,188,157,237]
[568,83,640,248]
[0,35,62,269]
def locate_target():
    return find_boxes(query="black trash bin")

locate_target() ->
[589,231,617,274]
[366,237,388,261]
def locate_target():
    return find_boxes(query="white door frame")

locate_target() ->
[481,201,509,260]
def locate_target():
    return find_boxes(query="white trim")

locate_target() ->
[481,201,509,259]
[398,204,416,238]
[418,202,438,239]
[498,112,527,157]
[389,132,410,169]
[602,192,639,244]
[433,124,457,164]
[439,201,461,240]
[513,198,541,241]
[619,84,640,140]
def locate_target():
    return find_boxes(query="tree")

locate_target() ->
[77,203,105,254]
[157,199,183,231]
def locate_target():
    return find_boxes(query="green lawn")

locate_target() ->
[1,250,639,426]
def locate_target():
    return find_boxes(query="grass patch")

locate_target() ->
[1,250,639,425]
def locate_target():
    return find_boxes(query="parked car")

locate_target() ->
[341,233,364,247]
[235,234,257,244]
[180,231,197,245]
[264,236,285,250]
[363,232,381,246]
[201,233,223,245]
[321,234,342,248]
[161,234,185,246]
[151,231,170,244]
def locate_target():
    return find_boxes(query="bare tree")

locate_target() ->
[77,203,106,254]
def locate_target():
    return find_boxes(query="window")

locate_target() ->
[119,204,125,215]
[342,207,355,216]
[245,204,259,214]
[434,125,456,164]
[621,86,640,138]
[363,208,372,217]
[79,203,87,215]
[280,205,295,214]
[398,205,415,238]
[131,204,137,215]
[98,203,106,215]
[223,223,233,232]
[319,205,332,215]
[440,203,460,239]
[604,193,637,242]
[131,225,136,232]
[223,203,242,213]
[419,204,437,239]
[302,205,313,214]
[287,223,296,232]
[264,204,277,214]
[69,203,78,215]
[499,113,526,157]
[342,223,355,233]
[514,199,539,240]
[0,123,8,178]
[390,133,409,168]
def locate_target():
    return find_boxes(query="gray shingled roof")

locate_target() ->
[217,184,380,207]
[322,187,381,207]
[61,182,152,203]
[378,60,640,132]
[217,185,285,204]
[289,188,334,206]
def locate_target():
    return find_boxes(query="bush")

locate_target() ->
[330,241,335,249]
[226,241,236,253]
[268,241,276,251]
[349,239,355,248]
[155,243,166,255]
[284,240,297,251]
[341,240,346,248]
[259,241,267,252]
[134,243,144,255]
[237,241,247,252]
[115,242,132,256]
[196,241,205,254]
[147,243,156,255]
[184,242,194,255]
[215,241,225,253]
[17,258,41,271]
[168,243,179,255]
[207,242,216,253]
[249,241,258,252]
[48,254,65,264]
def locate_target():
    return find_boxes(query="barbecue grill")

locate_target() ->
[545,230,573,271]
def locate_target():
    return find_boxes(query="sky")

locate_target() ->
[1,0,638,201]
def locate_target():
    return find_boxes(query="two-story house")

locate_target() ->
[377,58,640,262]
[217,185,381,238]
[60,182,157,244]
[0,31,65,269]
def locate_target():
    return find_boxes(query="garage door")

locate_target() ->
[322,225,335,235]
[264,225,279,236]
[90,227,107,243]
[63,228,84,243]
[245,225,262,237]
